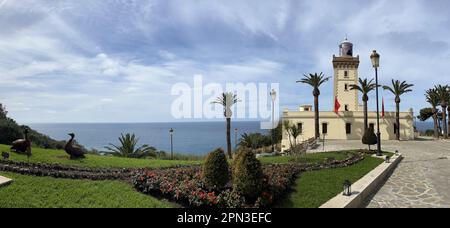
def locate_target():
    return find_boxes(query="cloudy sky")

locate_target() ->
[1,0,449,123]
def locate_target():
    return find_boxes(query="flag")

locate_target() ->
[382,97,385,118]
[334,97,341,114]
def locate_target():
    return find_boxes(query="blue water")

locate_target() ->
[28,122,267,155]
[28,121,435,155]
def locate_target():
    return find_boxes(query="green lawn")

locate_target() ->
[259,151,350,164]
[0,144,200,169]
[0,171,174,208]
[0,144,388,208]
[280,155,384,208]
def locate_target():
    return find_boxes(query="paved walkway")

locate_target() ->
[310,139,450,208]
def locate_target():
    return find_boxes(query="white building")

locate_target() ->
[282,39,414,151]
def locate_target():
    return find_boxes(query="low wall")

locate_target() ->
[320,154,402,208]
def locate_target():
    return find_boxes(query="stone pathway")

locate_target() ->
[0,175,12,187]
[309,139,450,208]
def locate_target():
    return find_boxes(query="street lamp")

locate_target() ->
[169,128,174,160]
[270,89,277,153]
[371,50,382,157]
[234,128,238,152]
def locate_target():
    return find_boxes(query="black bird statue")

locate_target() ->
[65,133,85,159]
[10,128,31,156]
[2,151,9,160]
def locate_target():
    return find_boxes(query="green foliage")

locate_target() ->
[104,133,157,158]
[0,118,65,150]
[350,78,377,101]
[280,155,383,208]
[202,148,230,190]
[0,172,172,208]
[0,144,200,169]
[0,103,7,119]
[232,149,264,200]
[383,79,414,102]
[297,72,331,93]
[239,133,271,150]
[417,108,434,121]
[362,127,378,147]
[270,121,283,144]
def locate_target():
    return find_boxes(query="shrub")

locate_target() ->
[232,149,264,201]
[362,127,377,150]
[202,148,230,190]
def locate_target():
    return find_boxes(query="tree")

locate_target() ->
[0,103,7,119]
[202,148,230,190]
[283,121,293,149]
[350,78,377,131]
[297,73,331,139]
[212,92,239,159]
[417,108,434,122]
[104,133,157,158]
[435,85,450,139]
[425,88,440,139]
[289,124,301,146]
[383,80,414,140]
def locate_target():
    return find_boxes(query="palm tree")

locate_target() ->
[283,121,293,149]
[383,80,414,140]
[350,78,377,131]
[435,85,450,139]
[239,133,266,150]
[212,92,239,159]
[297,73,331,139]
[425,88,440,139]
[290,124,301,146]
[104,133,157,158]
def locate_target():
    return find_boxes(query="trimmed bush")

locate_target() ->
[362,127,378,150]
[202,148,230,190]
[232,149,264,201]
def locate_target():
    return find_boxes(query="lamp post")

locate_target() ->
[234,128,238,152]
[371,50,382,157]
[270,89,277,153]
[169,128,174,160]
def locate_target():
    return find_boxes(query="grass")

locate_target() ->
[259,151,350,164]
[280,155,384,208]
[0,144,388,208]
[0,144,201,169]
[0,171,174,208]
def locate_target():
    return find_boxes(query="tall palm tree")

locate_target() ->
[212,92,239,159]
[290,124,301,146]
[425,88,440,139]
[283,121,293,149]
[350,78,377,131]
[297,73,331,139]
[104,133,157,158]
[383,80,414,140]
[435,85,450,139]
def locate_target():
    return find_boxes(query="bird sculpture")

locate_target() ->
[10,128,31,156]
[2,151,9,160]
[65,133,86,159]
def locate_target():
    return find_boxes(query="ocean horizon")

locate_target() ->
[28,121,269,155]
[27,120,434,155]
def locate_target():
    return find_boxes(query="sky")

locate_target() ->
[0,0,449,123]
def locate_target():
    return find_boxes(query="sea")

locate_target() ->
[28,121,434,155]
[28,121,268,155]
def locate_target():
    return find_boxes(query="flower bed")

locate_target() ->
[132,164,301,208]
[0,160,133,180]
[132,152,366,208]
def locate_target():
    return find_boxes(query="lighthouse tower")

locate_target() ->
[332,38,360,112]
